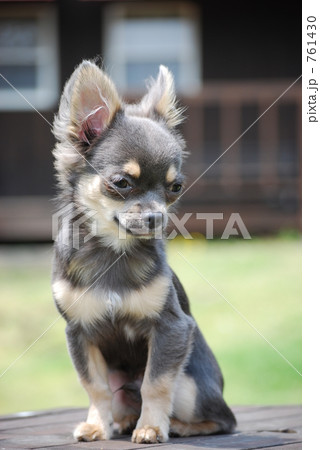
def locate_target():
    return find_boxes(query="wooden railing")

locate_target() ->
[0,80,301,240]
[180,79,301,195]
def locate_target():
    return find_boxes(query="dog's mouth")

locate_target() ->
[114,212,165,238]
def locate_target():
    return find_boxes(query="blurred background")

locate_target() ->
[0,0,301,414]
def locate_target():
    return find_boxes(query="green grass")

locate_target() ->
[0,237,301,414]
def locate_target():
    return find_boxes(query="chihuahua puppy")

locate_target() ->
[52,61,236,443]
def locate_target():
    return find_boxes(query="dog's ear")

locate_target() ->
[54,60,121,145]
[53,61,121,183]
[137,65,184,128]
[70,62,121,144]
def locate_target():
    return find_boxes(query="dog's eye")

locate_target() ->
[104,176,132,197]
[114,178,129,189]
[170,183,182,193]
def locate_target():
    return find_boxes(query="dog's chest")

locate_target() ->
[52,274,169,325]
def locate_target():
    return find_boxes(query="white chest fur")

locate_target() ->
[52,275,169,325]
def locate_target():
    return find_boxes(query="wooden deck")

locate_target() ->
[0,405,301,449]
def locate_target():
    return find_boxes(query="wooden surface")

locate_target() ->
[0,405,301,449]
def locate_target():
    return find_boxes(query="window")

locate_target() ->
[0,5,59,111]
[103,2,201,95]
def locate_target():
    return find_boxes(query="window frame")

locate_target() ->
[0,4,59,111]
[102,2,201,95]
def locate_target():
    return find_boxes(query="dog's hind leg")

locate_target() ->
[170,372,222,436]
[174,327,236,436]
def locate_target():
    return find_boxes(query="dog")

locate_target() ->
[52,60,236,443]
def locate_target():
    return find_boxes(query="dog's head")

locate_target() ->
[53,60,186,251]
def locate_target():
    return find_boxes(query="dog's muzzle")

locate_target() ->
[115,211,166,238]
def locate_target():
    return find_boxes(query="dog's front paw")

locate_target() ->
[131,425,166,443]
[73,421,110,441]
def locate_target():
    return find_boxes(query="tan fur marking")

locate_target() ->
[121,275,169,319]
[52,279,121,324]
[77,174,136,253]
[53,275,169,325]
[166,164,177,184]
[123,160,141,178]
[170,418,221,437]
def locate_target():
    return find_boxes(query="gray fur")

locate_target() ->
[149,287,195,379]
[52,61,236,440]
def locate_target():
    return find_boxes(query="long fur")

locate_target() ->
[52,61,236,444]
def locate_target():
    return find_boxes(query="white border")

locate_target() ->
[302,0,320,447]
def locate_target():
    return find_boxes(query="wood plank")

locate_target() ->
[0,406,301,450]
[236,405,301,424]
[259,444,301,450]
[0,409,85,432]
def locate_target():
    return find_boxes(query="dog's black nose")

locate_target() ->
[144,212,163,230]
